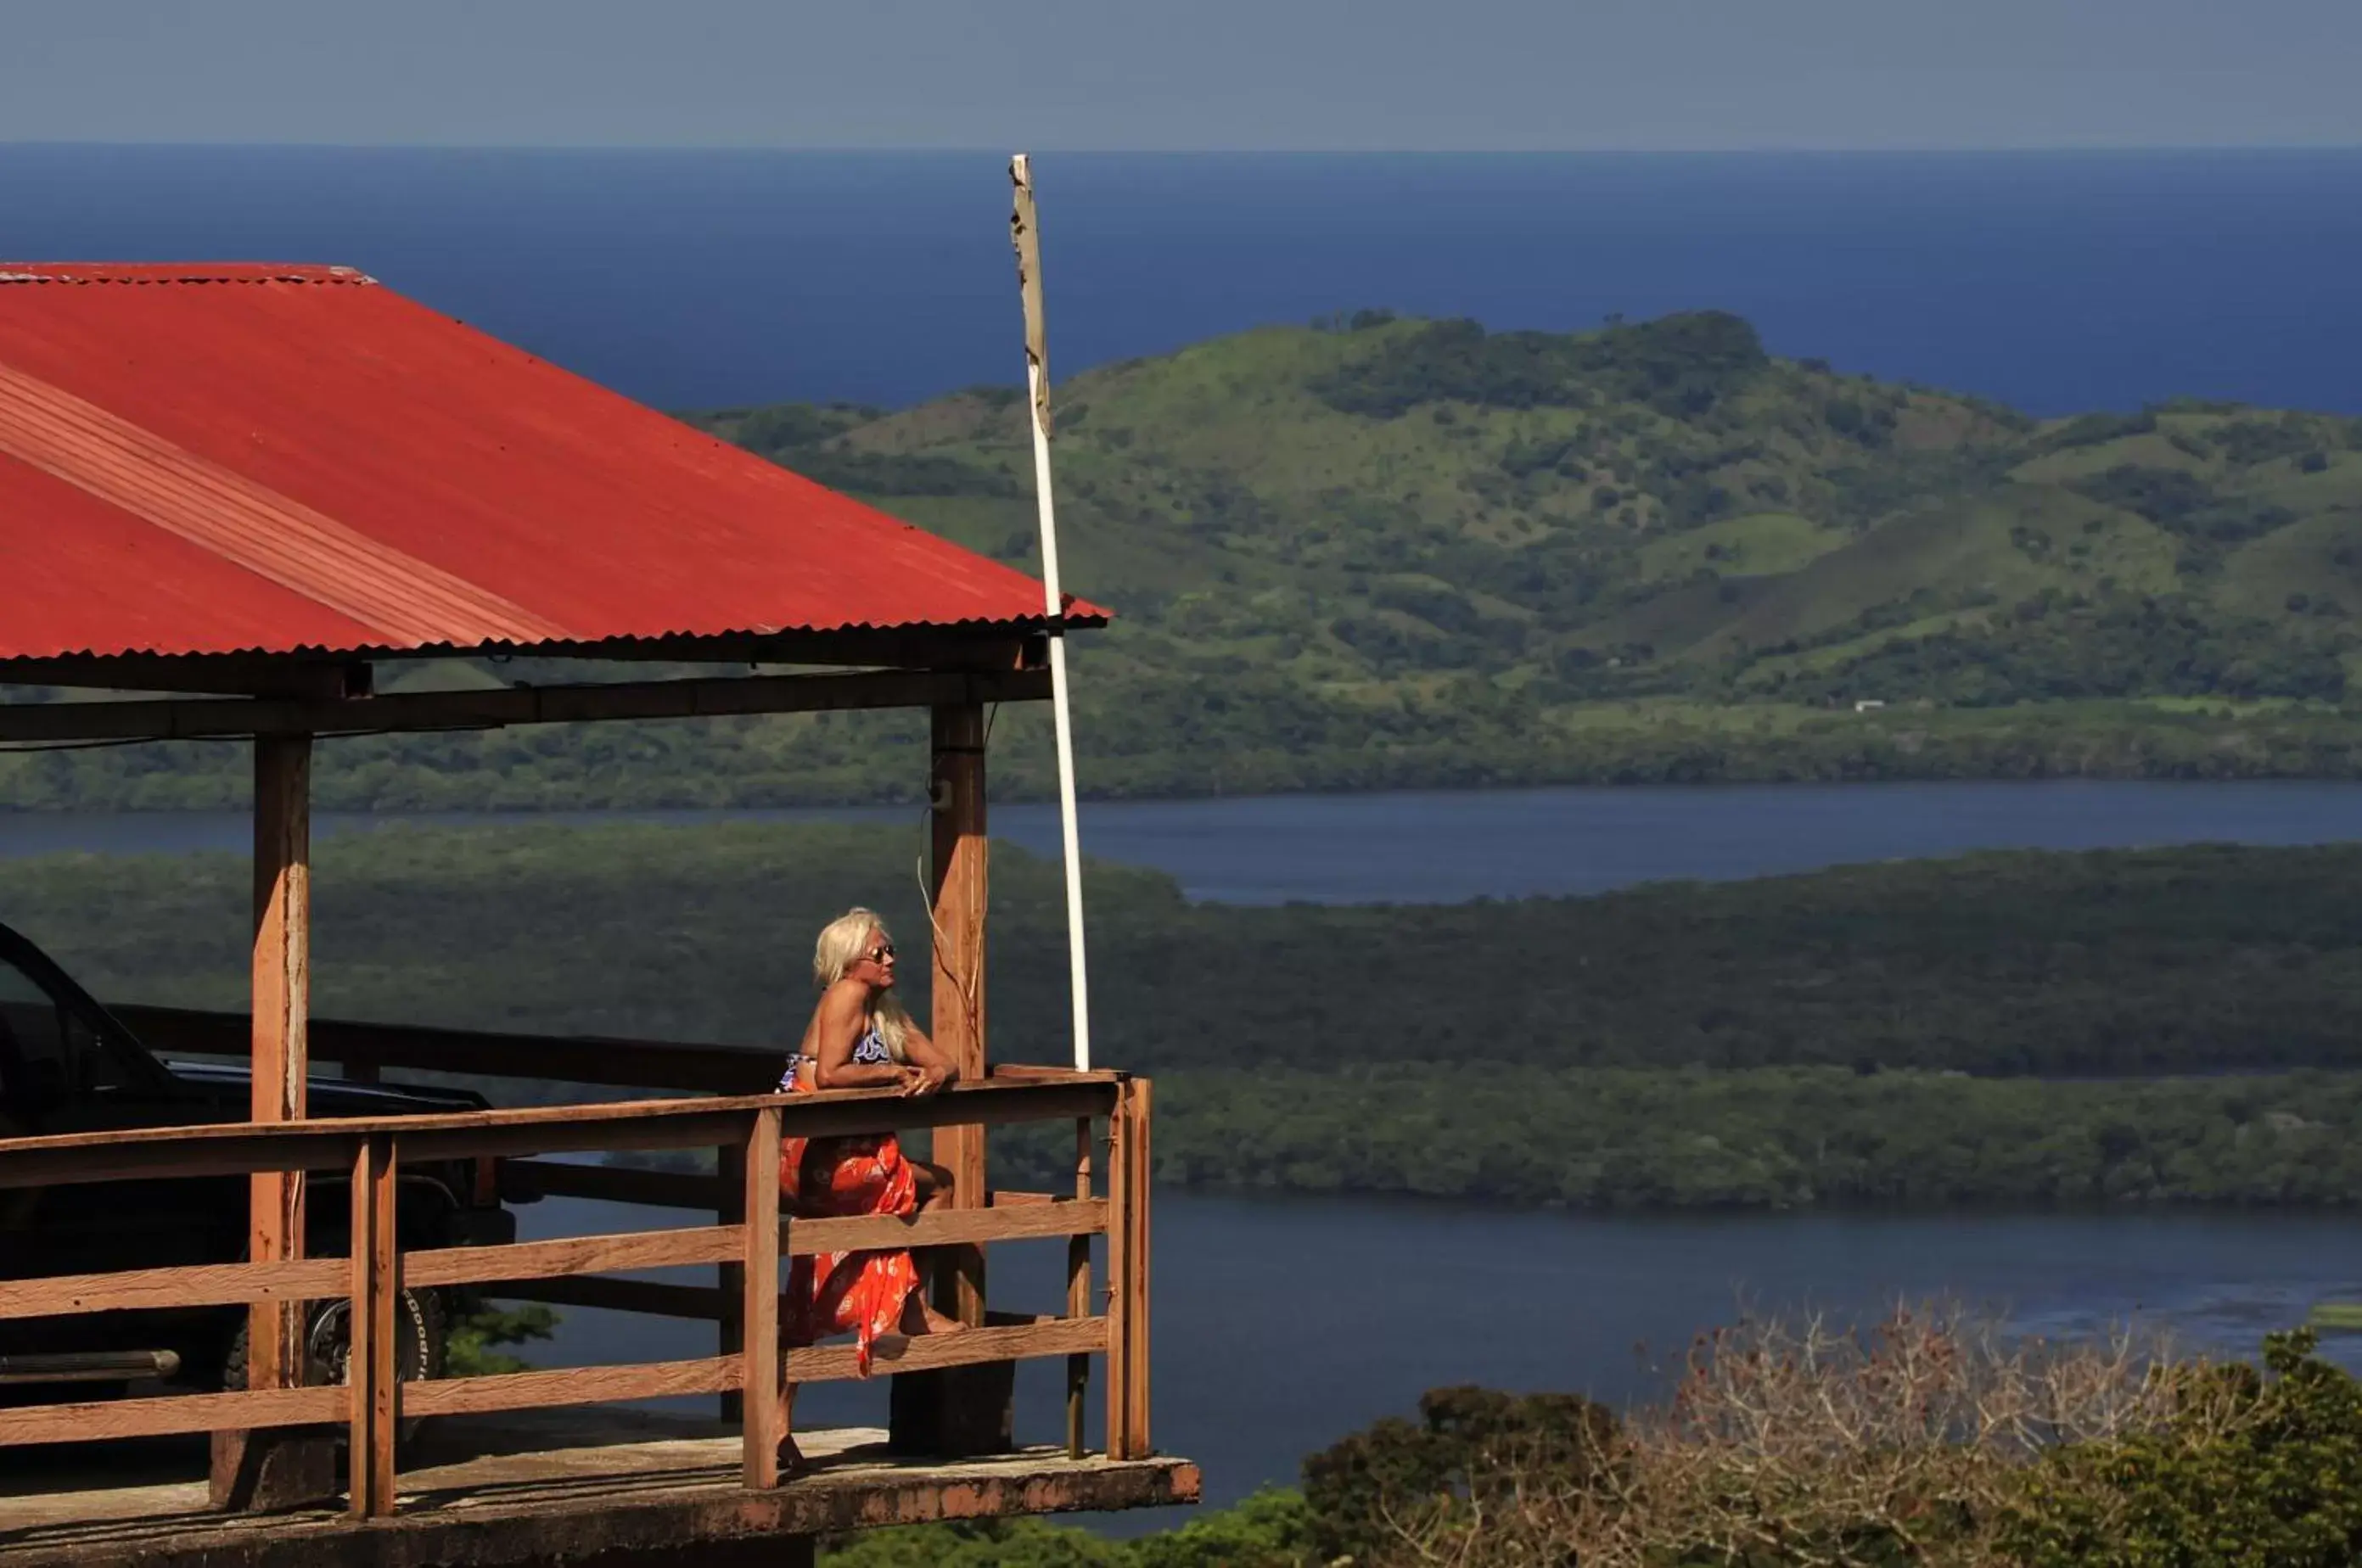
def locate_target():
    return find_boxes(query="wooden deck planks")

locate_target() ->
[0,1415,1199,1568]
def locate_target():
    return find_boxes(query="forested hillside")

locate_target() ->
[9,825,2361,1207]
[8,311,2362,809]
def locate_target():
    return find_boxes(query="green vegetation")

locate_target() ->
[443,1302,559,1377]
[2309,1302,2362,1334]
[1142,1067,2362,1209]
[10,311,2362,809]
[8,822,2362,1207]
[2006,1334,2362,1568]
[815,1489,1314,1568]
[821,1321,2362,1566]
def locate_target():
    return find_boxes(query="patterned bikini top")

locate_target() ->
[779,1022,893,1091]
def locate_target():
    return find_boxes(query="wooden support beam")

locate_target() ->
[0,1255,346,1321]
[1104,1089,1133,1461]
[892,701,1005,1459]
[1103,1079,1152,1461]
[250,733,311,1361]
[480,1275,727,1319]
[214,732,333,1512]
[789,1198,1104,1256]
[400,1358,742,1420]
[742,1106,783,1489]
[929,701,990,1326]
[789,1316,1104,1385]
[403,1226,745,1290]
[474,1197,1112,1324]
[1068,1115,1093,1459]
[1123,1079,1153,1459]
[349,1135,398,1518]
[0,653,373,700]
[715,1138,746,1423]
[409,627,1052,672]
[0,625,1056,696]
[391,1085,1102,1167]
[0,668,1052,745]
[0,1383,347,1449]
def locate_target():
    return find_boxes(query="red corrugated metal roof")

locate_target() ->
[0,263,1102,664]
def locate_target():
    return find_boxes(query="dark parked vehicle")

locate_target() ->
[0,920,520,1403]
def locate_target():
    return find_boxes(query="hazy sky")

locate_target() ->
[7,0,2359,152]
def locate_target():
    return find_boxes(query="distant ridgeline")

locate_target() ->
[10,310,2362,809]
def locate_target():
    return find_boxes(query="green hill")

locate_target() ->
[9,311,2362,809]
[709,313,2362,703]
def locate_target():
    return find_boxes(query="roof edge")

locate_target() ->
[0,263,373,286]
[0,609,1112,676]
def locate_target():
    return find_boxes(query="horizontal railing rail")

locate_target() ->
[0,1072,1152,1520]
[0,1078,1119,1189]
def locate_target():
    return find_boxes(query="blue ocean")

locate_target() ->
[2,145,2357,416]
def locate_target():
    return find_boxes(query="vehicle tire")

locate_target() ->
[219,1287,447,1440]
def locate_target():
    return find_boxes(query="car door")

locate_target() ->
[0,947,234,1281]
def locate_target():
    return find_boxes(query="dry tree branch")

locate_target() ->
[1379,1300,2208,1568]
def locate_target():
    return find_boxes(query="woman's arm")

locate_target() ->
[897,1020,958,1095]
[809,985,909,1090]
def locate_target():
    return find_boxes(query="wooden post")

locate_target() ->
[1065,1115,1092,1459]
[889,703,1006,1455]
[348,1134,398,1518]
[251,733,311,1372]
[716,1139,746,1423]
[742,1107,783,1489]
[929,700,990,1321]
[1103,1089,1132,1460]
[1104,1078,1152,1459]
[213,734,334,1510]
[1125,1078,1153,1458]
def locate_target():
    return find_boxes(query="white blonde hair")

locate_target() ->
[812,907,909,1061]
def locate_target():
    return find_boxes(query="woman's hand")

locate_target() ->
[901,1063,952,1098]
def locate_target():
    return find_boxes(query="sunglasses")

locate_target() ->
[866,943,898,964]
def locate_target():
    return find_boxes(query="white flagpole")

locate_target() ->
[1010,153,1092,1073]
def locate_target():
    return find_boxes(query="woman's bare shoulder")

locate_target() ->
[813,979,867,1023]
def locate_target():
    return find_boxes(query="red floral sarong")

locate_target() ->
[779,1129,920,1375]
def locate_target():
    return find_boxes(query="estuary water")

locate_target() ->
[515,1193,2362,1521]
[7,778,2362,904]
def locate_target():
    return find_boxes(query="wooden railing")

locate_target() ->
[0,1072,1152,1520]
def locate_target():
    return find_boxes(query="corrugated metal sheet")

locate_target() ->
[0,264,1102,664]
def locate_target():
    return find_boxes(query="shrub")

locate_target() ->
[1315,311,1770,421]
[2001,1330,2362,1568]
[1300,1385,1616,1563]
[2043,411,2159,451]
[1381,1304,2205,1568]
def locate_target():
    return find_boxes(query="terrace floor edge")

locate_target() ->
[0,1416,1200,1568]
